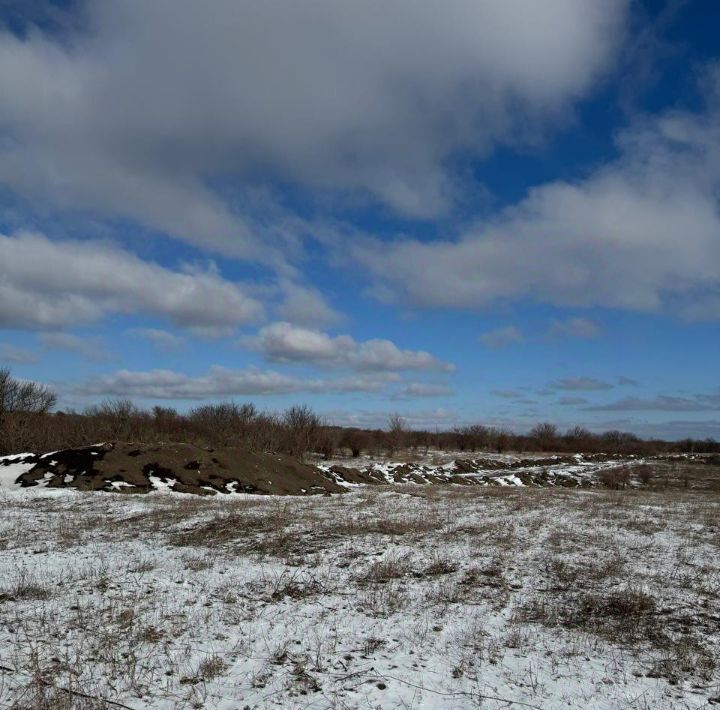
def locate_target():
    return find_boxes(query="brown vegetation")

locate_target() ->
[1,368,719,460]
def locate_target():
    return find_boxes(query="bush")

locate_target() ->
[0,368,57,454]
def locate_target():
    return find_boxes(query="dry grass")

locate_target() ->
[0,479,718,708]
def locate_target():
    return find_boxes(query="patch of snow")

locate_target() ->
[148,475,177,492]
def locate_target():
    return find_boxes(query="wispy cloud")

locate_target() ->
[558,396,589,405]
[39,332,111,362]
[548,317,601,339]
[491,389,523,399]
[394,383,454,399]
[0,343,40,364]
[479,326,523,350]
[127,328,185,351]
[548,377,614,391]
[72,366,403,400]
[586,393,720,412]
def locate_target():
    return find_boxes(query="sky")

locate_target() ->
[1,0,719,439]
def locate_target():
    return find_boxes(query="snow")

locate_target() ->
[0,483,716,709]
[148,475,177,491]
[0,457,35,489]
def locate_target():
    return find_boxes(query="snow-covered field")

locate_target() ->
[0,478,718,709]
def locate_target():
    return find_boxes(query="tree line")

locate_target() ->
[1,368,717,459]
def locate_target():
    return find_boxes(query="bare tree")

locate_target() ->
[529,422,559,452]
[283,405,321,460]
[188,402,257,445]
[340,428,368,457]
[0,368,57,454]
[386,413,406,456]
[564,425,594,452]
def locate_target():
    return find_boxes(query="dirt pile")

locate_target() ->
[321,453,636,488]
[0,442,345,495]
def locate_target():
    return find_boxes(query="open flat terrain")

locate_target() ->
[0,457,718,709]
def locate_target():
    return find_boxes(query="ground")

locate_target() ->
[0,461,720,710]
[0,457,718,709]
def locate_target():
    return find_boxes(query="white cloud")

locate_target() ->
[548,317,601,339]
[0,0,627,252]
[73,366,401,400]
[479,326,523,349]
[0,231,263,330]
[243,322,453,372]
[355,65,720,317]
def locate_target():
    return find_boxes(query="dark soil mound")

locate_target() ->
[6,442,345,495]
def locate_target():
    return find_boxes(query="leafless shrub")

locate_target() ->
[357,581,408,617]
[648,635,717,683]
[282,405,321,460]
[517,587,658,644]
[171,509,287,547]
[0,368,57,454]
[328,513,440,538]
[187,402,257,446]
[637,465,653,485]
[197,654,228,681]
[422,553,459,576]
[2,567,51,602]
[386,413,406,456]
[264,569,325,601]
[357,552,413,584]
[599,467,631,489]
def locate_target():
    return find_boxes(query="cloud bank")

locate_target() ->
[0,232,263,330]
[0,0,627,256]
[356,65,720,318]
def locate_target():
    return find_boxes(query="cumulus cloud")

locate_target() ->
[73,366,400,400]
[479,326,523,349]
[0,0,627,254]
[355,65,720,317]
[548,317,601,339]
[549,377,614,391]
[0,232,263,330]
[243,322,453,372]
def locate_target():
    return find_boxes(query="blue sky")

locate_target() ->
[1,0,719,439]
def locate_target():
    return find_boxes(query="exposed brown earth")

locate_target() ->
[2,442,345,495]
[2,443,718,495]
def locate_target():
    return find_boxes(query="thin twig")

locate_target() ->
[0,665,136,710]
[376,671,545,709]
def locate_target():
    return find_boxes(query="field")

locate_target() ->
[0,455,718,709]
